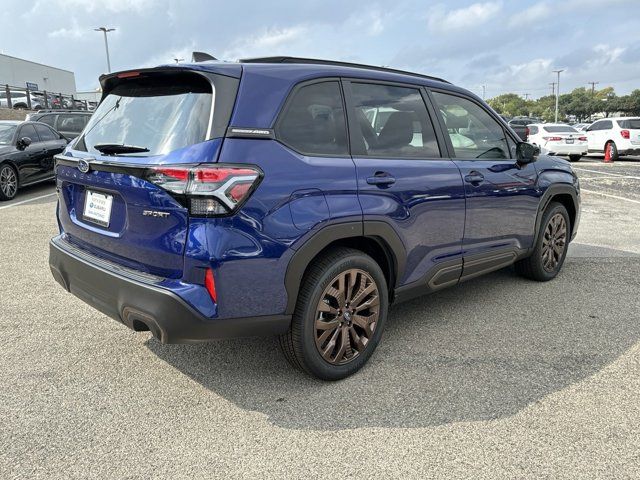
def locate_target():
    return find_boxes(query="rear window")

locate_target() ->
[543,126,578,133]
[76,72,237,156]
[618,119,640,129]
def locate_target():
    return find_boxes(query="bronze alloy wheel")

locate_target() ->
[541,212,567,272]
[314,268,380,365]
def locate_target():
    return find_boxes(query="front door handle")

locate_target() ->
[464,171,484,184]
[366,172,396,186]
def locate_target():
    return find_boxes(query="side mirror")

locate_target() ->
[516,142,539,164]
[17,136,32,150]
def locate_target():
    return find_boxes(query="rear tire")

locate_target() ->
[515,202,570,281]
[568,155,581,162]
[279,247,389,380]
[605,141,619,161]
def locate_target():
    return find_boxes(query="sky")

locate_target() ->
[1,0,639,98]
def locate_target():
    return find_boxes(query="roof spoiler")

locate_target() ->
[192,52,217,62]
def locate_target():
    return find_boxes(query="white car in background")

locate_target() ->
[527,123,587,162]
[585,117,640,160]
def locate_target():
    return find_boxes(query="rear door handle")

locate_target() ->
[366,172,396,186]
[464,171,484,184]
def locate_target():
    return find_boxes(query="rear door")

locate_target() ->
[56,69,240,278]
[430,90,539,272]
[345,80,466,290]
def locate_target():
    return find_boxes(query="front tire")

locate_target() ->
[515,202,570,281]
[0,164,18,201]
[568,154,581,162]
[279,247,389,380]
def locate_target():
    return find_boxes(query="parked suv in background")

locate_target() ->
[49,58,580,379]
[527,123,587,161]
[26,110,92,140]
[585,117,640,160]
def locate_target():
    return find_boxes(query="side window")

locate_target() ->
[432,92,510,159]
[18,124,39,143]
[38,115,57,128]
[276,81,348,156]
[601,120,612,130]
[528,126,539,135]
[350,83,440,158]
[58,115,86,134]
[34,124,59,141]
[588,122,601,131]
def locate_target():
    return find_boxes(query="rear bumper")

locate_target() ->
[49,235,290,343]
[545,144,587,155]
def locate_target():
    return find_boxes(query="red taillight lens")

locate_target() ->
[621,129,630,139]
[144,164,262,216]
[543,136,563,141]
[525,127,530,138]
[578,136,587,141]
[204,268,217,302]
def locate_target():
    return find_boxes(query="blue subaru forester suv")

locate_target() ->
[49,57,580,379]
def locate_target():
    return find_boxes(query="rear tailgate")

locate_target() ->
[55,67,240,278]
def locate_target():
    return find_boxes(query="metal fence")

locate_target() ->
[0,84,97,111]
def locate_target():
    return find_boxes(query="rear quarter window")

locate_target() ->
[276,81,348,156]
[618,119,640,129]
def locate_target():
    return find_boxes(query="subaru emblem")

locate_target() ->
[78,159,90,174]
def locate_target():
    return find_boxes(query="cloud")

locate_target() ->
[222,26,307,60]
[48,18,85,39]
[508,1,551,27]
[428,2,502,32]
[41,0,156,13]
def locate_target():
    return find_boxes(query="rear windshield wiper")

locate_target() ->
[93,143,150,155]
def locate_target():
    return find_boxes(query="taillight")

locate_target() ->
[621,129,630,139]
[525,127,530,138]
[543,136,563,141]
[578,136,587,141]
[144,164,262,216]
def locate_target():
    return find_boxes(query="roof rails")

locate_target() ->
[239,56,449,84]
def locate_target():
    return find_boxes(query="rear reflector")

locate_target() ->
[144,164,262,217]
[204,268,217,303]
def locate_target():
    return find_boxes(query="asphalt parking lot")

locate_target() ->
[1,156,639,479]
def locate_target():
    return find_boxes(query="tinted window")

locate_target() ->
[350,83,440,158]
[433,92,510,159]
[277,81,348,156]
[601,120,612,130]
[0,124,16,144]
[543,126,578,133]
[35,124,59,141]
[618,119,640,129]
[38,114,57,128]
[528,126,539,135]
[19,124,39,142]
[58,114,87,134]
[77,73,221,157]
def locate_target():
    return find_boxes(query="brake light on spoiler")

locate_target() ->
[145,165,262,216]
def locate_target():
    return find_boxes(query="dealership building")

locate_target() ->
[0,53,76,94]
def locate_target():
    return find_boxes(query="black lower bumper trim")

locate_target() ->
[49,235,291,343]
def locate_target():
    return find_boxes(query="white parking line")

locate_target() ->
[573,167,640,179]
[581,189,640,204]
[0,192,57,211]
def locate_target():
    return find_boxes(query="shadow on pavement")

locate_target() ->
[146,256,640,430]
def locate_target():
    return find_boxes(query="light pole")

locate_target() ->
[552,69,564,123]
[95,27,115,73]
